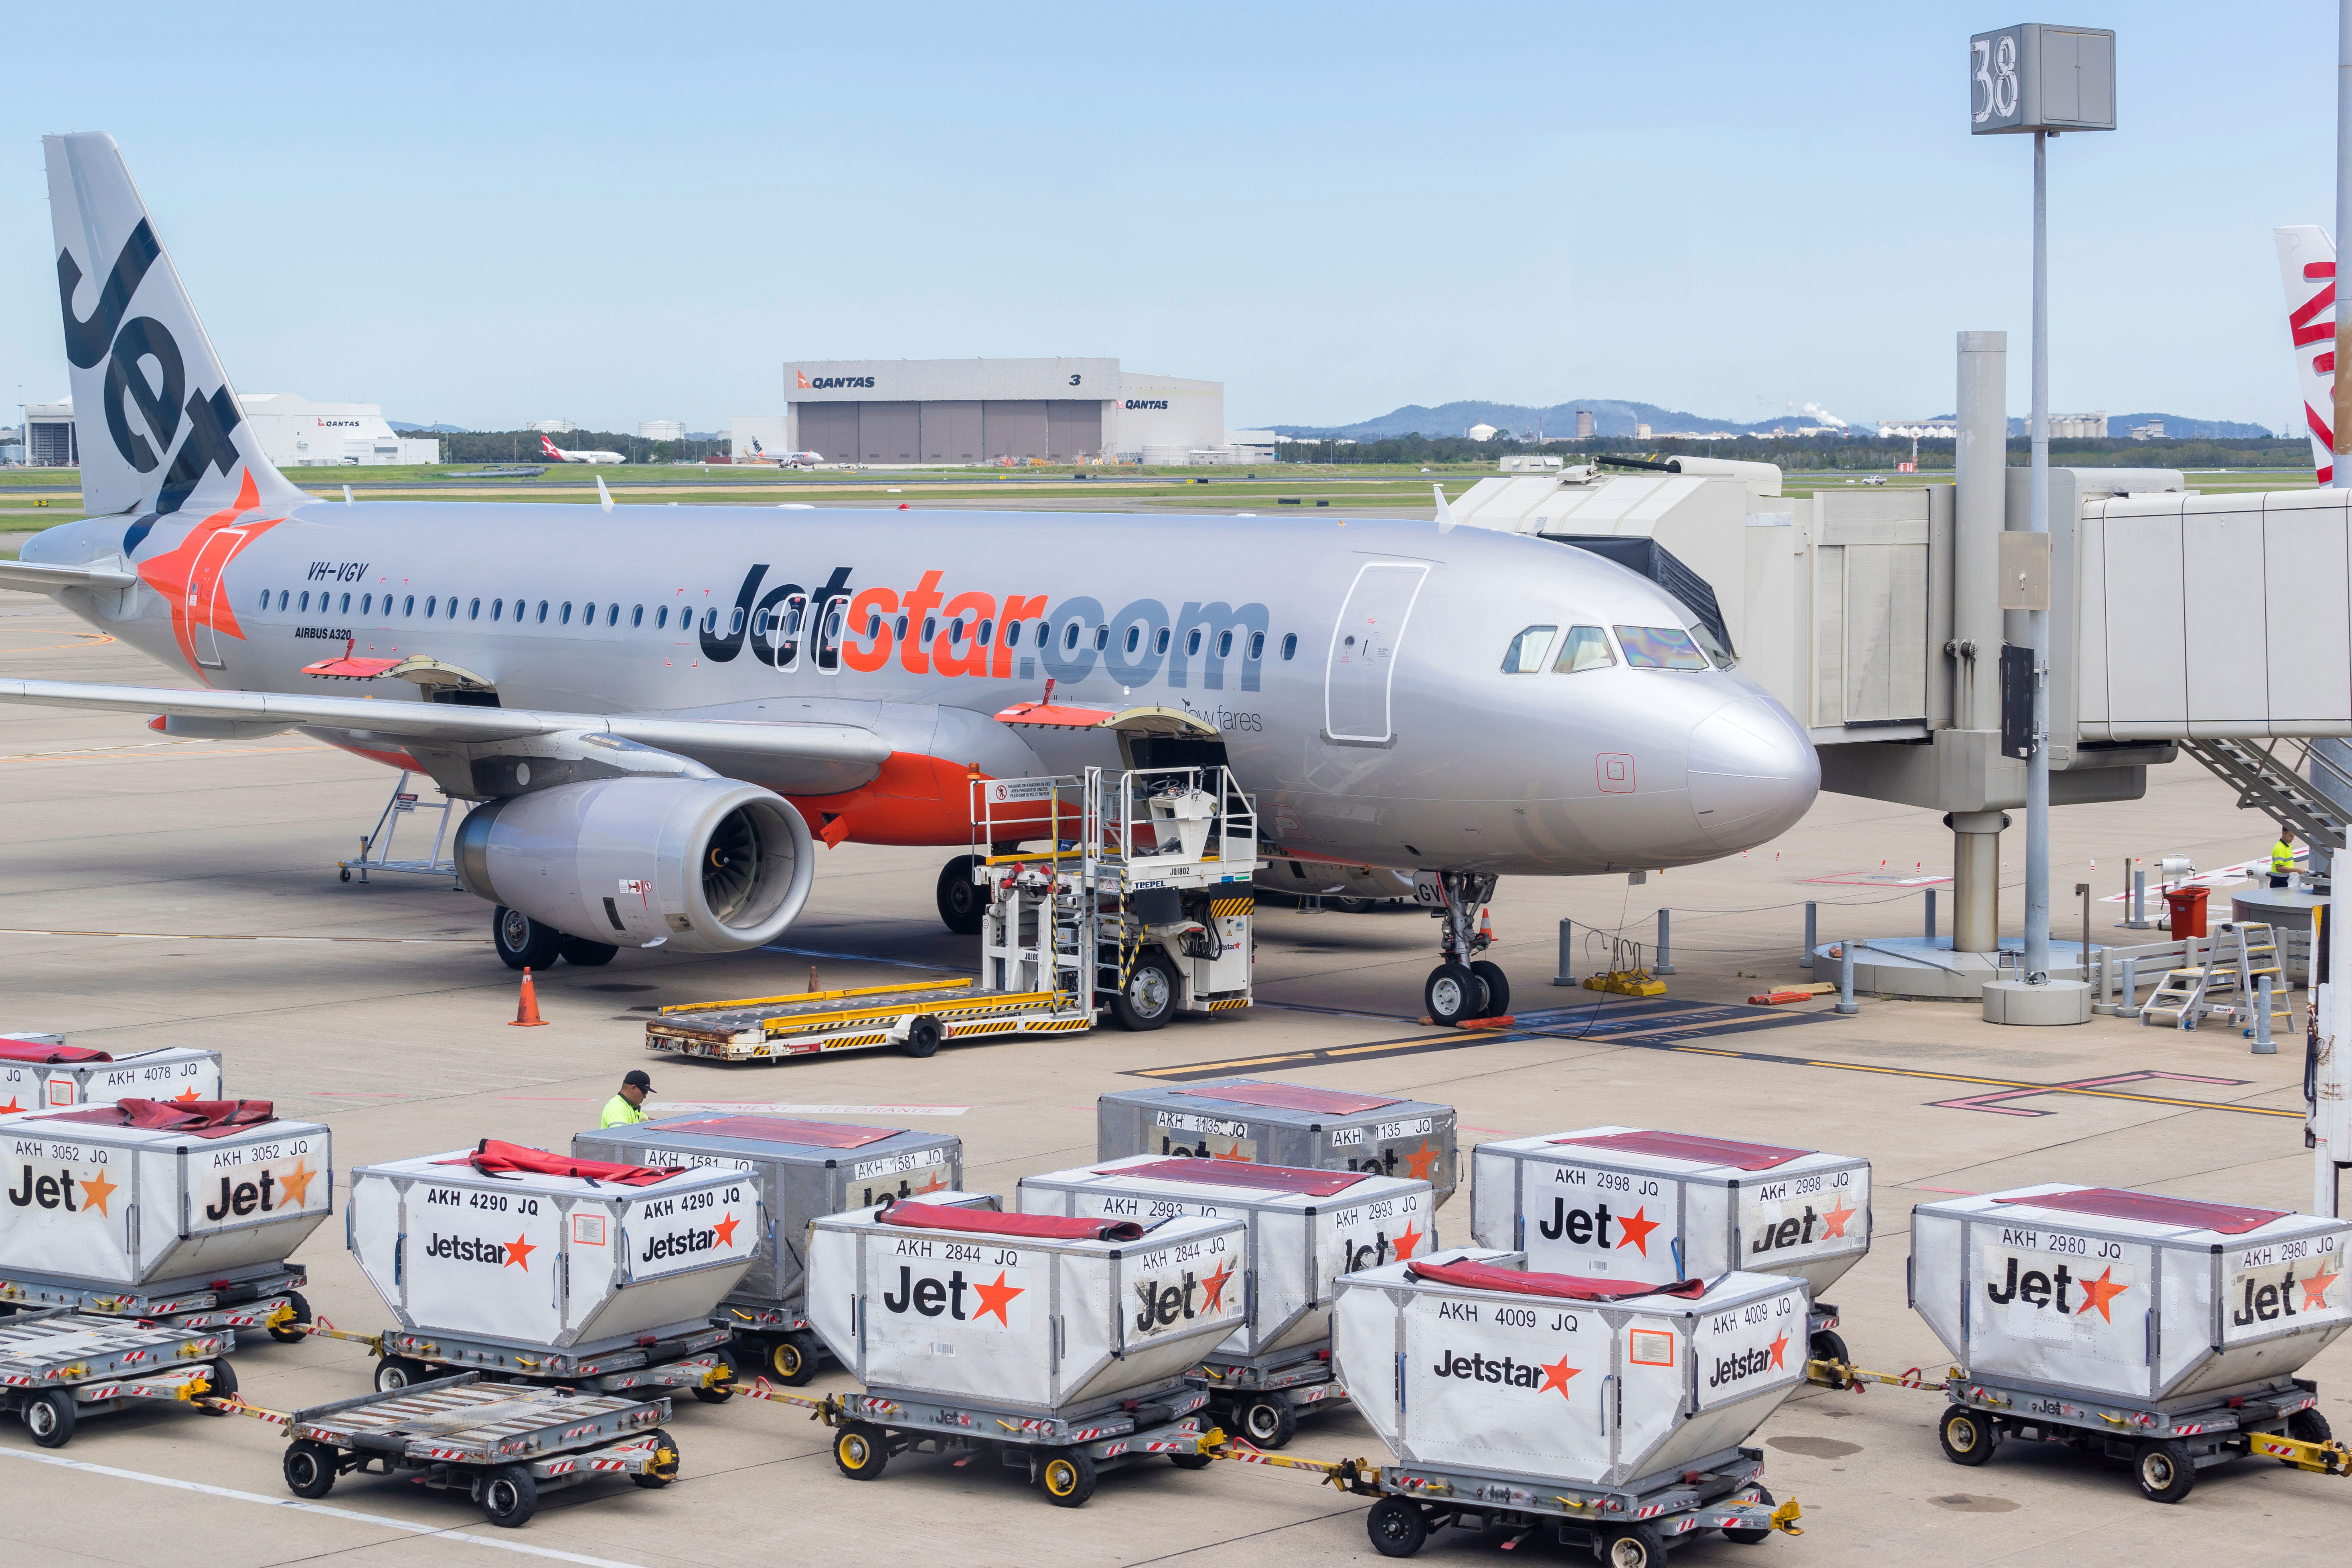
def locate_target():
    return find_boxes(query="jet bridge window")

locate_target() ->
[1615,625,1709,671]
[1501,625,1558,673]
[1553,626,1615,673]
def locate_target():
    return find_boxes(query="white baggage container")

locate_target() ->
[0,1041,221,1120]
[348,1140,756,1353]
[1471,1126,1869,1302]
[1334,1248,1810,1491]
[1017,1154,1435,1361]
[0,1100,329,1289]
[1912,1184,2352,1405]
[808,1198,1246,1416]
[1096,1078,1460,1203]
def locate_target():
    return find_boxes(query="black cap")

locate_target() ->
[623,1070,655,1092]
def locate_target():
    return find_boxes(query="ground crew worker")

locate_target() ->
[601,1070,655,1127]
[2272,829,2297,889]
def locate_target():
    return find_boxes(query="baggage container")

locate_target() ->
[1471,1125,1868,1357]
[573,1114,966,1384]
[0,1101,330,1294]
[348,1141,755,1355]
[0,1040,221,1120]
[1912,1184,2352,1405]
[808,1197,1246,1417]
[1096,1078,1458,1203]
[1333,1248,1810,1493]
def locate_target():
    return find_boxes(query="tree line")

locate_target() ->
[432,428,731,466]
[1274,432,2312,471]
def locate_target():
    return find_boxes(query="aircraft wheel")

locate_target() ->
[1468,960,1510,1018]
[557,936,618,966]
[1423,964,1485,1028]
[936,855,987,935]
[493,907,564,970]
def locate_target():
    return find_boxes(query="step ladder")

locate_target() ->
[2176,739,2349,851]
[2138,923,2292,1031]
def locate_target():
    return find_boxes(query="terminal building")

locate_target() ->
[18,393,438,469]
[744,357,1259,465]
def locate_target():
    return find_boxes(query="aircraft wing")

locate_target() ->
[0,678,890,767]
[0,561,141,593]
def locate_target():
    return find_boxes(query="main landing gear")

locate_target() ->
[1422,871,1509,1028]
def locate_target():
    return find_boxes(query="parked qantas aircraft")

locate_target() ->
[540,433,626,465]
[2277,224,2338,483]
[0,134,1817,1026]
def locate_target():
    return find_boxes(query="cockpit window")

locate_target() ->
[1615,625,1709,671]
[1553,626,1615,673]
[1500,625,1557,673]
[1688,620,1738,670]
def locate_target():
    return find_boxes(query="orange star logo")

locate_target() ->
[171,1086,202,1102]
[132,471,286,675]
[0,1096,19,1114]
[276,1160,315,1208]
[1818,1197,1855,1239]
[914,1171,948,1195]
[713,1212,740,1248]
[2075,1266,2127,1323]
[2301,1263,2341,1312]
[1614,1206,1659,1256]
[1405,1142,1440,1181]
[1211,1142,1252,1163]
[1394,1221,1424,1260]
[971,1269,1023,1326]
[502,1234,536,1270]
[1767,1330,1790,1370]
[1538,1355,1579,1401]
[77,1168,118,1217]
[1199,1258,1234,1312]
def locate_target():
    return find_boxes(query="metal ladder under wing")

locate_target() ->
[2175,738,2350,850]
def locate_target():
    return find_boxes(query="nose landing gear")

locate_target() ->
[1422,871,1507,1027]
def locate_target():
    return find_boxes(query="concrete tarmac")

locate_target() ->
[0,590,2332,1566]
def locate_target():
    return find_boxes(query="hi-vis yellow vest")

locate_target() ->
[2273,840,2296,874]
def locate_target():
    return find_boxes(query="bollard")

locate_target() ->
[1835,942,1858,1015]
[1925,889,1937,943]
[2120,957,2138,1019]
[1654,909,1674,975]
[2254,975,2277,1055]
[1802,901,1817,970]
[2131,868,2148,928]
[1552,918,1576,987]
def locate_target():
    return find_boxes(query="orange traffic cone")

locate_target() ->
[509,966,549,1027]
[1478,907,1495,943]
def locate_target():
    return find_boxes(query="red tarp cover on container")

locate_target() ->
[661,1116,898,1149]
[881,1199,1143,1242]
[1548,1129,1811,1171]
[1098,1159,1370,1197]
[1407,1257,1708,1301]
[36,1099,274,1140]
[1169,1082,1402,1116]
[1993,1187,2289,1236]
[0,1040,108,1064]
[442,1139,684,1186]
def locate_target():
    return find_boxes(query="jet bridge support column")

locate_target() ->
[1949,331,2009,955]
[1949,810,2004,956]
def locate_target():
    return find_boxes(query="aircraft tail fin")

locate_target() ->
[43,134,305,523]
[541,433,565,461]
[2276,224,2337,484]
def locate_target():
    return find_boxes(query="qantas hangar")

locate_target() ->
[764,357,1233,465]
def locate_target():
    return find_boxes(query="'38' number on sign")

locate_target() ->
[1972,34,2019,123]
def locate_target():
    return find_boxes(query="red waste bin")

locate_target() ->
[2165,884,2209,939]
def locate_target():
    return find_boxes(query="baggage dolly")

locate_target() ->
[1207,1438,1802,1563]
[0,1307,235,1447]
[1190,1345,1347,1449]
[270,1372,679,1529]
[647,978,1092,1063]
[292,1317,737,1403]
[3,1266,311,1342]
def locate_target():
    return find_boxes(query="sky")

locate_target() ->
[0,2,2336,435]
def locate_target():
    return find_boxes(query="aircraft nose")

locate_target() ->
[1687,695,1819,850]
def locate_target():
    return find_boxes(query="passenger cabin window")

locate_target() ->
[469,598,481,620]
[341,593,353,614]
[1093,625,1109,650]
[490,599,502,621]
[656,606,669,629]
[277,590,289,611]
[1064,621,1080,650]
[1501,625,1558,673]
[1154,627,1170,654]
[1553,626,1615,673]
[1005,621,1022,647]
[537,601,549,623]
[631,605,644,627]
[977,618,993,646]
[1615,625,1709,671]
[360,594,372,614]
[446,596,458,618]
[1248,630,1265,660]
[299,591,311,612]
[583,602,598,624]
[1217,630,1234,659]
[1281,633,1297,660]
[729,607,745,636]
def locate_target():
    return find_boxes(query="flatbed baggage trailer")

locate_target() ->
[1472,1125,1869,1365]
[0,1307,236,1447]
[806,1196,1248,1505]
[1330,1249,1808,1564]
[577,1111,976,1386]
[1912,1183,2352,1501]
[274,1372,679,1528]
[1019,1153,1436,1447]
[646,978,1091,1063]
[1097,1078,1460,1204]
[0,1039,221,1120]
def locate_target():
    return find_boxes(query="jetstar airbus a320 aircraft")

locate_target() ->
[0,134,1818,1027]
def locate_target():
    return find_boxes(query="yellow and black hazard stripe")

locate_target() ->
[1209,895,1255,918]
[1204,997,1251,1011]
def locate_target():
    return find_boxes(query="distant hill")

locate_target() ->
[1272,400,2279,443]
[389,421,470,434]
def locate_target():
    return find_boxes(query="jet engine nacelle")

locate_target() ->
[454,778,812,953]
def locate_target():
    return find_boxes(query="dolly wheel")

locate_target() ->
[1365,1496,1428,1558]
[482,1464,538,1528]
[22,1389,76,1448]
[1808,1328,1852,1388]
[1722,1485,1773,1545]
[903,1015,944,1059]
[2286,1407,2334,1459]
[1168,1450,1216,1471]
[1239,1395,1298,1448]
[284,1440,340,1499]
[268,1290,314,1345]
[197,1357,237,1414]
[770,1336,819,1386]
[2135,1438,2196,1504]
[375,1356,429,1393]
[1039,1448,1097,1507]
[630,1428,681,1489]
[1937,1405,1999,1467]
[1600,1524,1668,1568]
[834,1423,888,1480]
